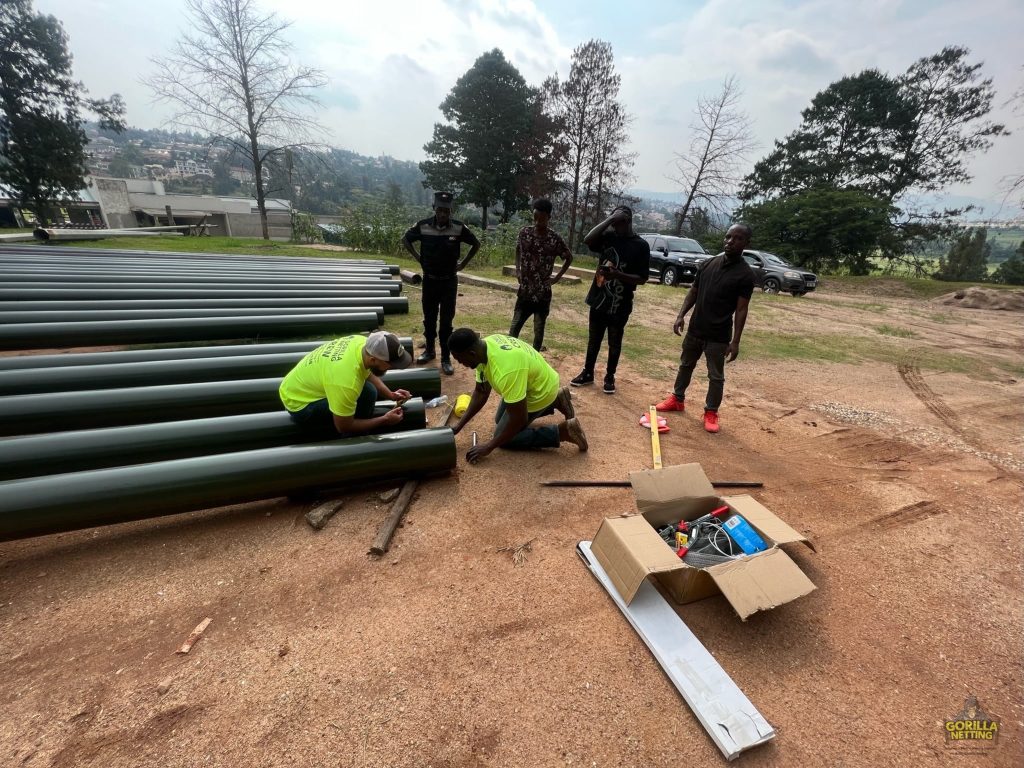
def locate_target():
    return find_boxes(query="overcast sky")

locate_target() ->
[38,0,1024,214]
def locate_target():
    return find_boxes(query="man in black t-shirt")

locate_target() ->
[570,205,650,395]
[656,223,756,433]
[402,191,481,375]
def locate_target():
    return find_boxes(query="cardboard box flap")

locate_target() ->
[629,464,720,522]
[590,515,683,604]
[725,495,816,551]
[705,548,817,620]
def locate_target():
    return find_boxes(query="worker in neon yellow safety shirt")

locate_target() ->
[447,327,588,464]
[279,331,412,436]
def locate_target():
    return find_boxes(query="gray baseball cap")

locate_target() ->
[365,331,412,369]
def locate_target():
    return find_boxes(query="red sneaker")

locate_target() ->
[655,394,685,412]
[703,409,720,433]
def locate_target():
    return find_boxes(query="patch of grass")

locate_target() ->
[875,324,917,338]
[847,302,889,313]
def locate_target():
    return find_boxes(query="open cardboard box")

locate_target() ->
[590,463,816,620]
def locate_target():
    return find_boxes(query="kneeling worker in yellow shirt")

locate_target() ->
[279,331,413,436]
[448,327,588,464]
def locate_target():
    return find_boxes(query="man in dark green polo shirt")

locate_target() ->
[656,223,756,433]
[401,191,481,376]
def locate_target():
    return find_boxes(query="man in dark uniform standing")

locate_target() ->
[655,223,756,433]
[402,191,481,375]
[570,205,650,395]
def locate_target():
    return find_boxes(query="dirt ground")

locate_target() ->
[1,279,1022,767]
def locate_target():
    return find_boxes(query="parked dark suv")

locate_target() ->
[638,233,710,286]
[742,250,818,296]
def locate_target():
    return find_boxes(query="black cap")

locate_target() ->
[433,191,454,209]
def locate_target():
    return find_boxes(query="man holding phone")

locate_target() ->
[570,205,650,395]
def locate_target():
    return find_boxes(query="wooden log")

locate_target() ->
[368,479,417,556]
[305,498,345,530]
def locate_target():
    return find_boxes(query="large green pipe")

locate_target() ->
[3,287,400,300]
[0,428,456,541]
[0,312,381,350]
[0,349,408,394]
[0,306,397,324]
[0,401,428,481]
[0,263,394,275]
[0,337,413,370]
[6,279,402,291]
[0,369,441,435]
[0,247,399,272]
[0,296,410,314]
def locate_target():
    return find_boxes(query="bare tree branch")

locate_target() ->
[142,0,327,238]
[671,76,757,235]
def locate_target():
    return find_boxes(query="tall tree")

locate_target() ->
[0,0,124,225]
[420,49,546,230]
[544,40,632,249]
[145,0,327,239]
[739,186,895,274]
[672,76,756,235]
[935,228,990,282]
[740,46,1006,270]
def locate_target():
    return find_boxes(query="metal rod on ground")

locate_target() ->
[0,337,412,371]
[0,369,441,436]
[540,480,764,488]
[369,479,419,556]
[0,429,457,542]
[0,311,380,350]
[0,401,428,481]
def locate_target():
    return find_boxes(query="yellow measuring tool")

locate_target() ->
[648,405,663,468]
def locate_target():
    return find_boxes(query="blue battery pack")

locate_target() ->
[723,514,768,554]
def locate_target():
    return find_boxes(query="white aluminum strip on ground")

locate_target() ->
[577,541,775,761]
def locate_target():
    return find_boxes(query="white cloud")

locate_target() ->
[32,0,1024,208]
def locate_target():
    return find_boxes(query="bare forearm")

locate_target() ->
[677,286,698,319]
[583,214,616,248]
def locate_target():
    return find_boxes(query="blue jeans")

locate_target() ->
[494,398,560,450]
[288,381,377,436]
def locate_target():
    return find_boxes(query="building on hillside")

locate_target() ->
[0,183,104,227]
[88,177,292,238]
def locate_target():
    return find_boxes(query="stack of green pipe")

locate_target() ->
[0,401,429,481]
[0,368,441,435]
[0,311,381,350]
[0,428,457,541]
[0,337,414,370]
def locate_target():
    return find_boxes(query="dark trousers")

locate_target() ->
[509,295,551,351]
[584,305,630,378]
[422,275,458,358]
[494,399,560,450]
[288,381,377,437]
[672,332,728,411]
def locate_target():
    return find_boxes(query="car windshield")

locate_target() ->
[761,252,791,266]
[666,238,705,254]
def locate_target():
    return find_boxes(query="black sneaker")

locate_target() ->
[603,376,616,395]
[570,370,594,387]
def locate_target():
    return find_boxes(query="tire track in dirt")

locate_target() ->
[897,361,962,434]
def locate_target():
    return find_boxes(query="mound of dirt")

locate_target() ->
[935,286,1024,311]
